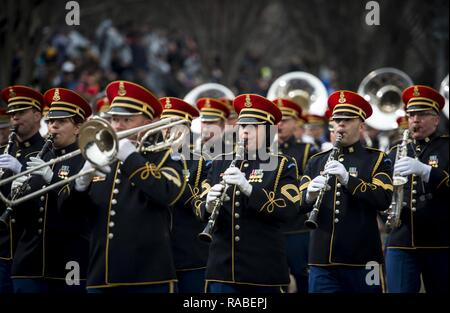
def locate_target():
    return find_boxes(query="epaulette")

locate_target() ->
[365,146,387,155]
[309,148,331,159]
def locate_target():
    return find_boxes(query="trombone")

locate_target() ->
[0,116,188,208]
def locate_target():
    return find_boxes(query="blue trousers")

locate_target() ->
[207,282,282,293]
[309,266,383,293]
[0,259,13,294]
[87,282,175,293]
[176,268,205,293]
[285,232,309,293]
[385,248,449,293]
[13,278,86,293]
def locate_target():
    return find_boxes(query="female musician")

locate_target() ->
[11,88,91,293]
[200,94,300,293]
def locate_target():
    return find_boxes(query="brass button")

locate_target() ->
[339,158,344,162]
[235,225,240,230]
[411,207,416,212]
[412,199,416,204]
[234,213,240,219]
[235,190,241,196]
[113,189,119,194]
[109,222,115,228]
[337,183,342,188]
[108,233,114,239]
[412,190,417,194]
[334,218,339,223]
[234,236,240,242]
[235,202,240,207]
[243,163,249,168]
[413,181,417,185]
[11,219,16,224]
[38,229,42,234]
[38,218,43,223]
[335,201,340,206]
[111,199,117,205]
[336,192,341,197]
[40,196,45,201]
[115,179,121,184]
[110,210,116,216]
[335,210,340,214]
[39,207,44,212]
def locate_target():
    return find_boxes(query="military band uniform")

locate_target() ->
[299,91,393,293]
[12,142,88,293]
[275,97,317,293]
[159,97,209,293]
[385,85,449,293]
[67,81,187,293]
[0,86,45,293]
[198,94,300,293]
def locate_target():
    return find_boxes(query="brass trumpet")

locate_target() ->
[0,116,188,208]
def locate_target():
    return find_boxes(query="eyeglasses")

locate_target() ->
[406,111,438,118]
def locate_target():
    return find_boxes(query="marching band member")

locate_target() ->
[385,85,449,293]
[199,94,300,293]
[159,97,209,293]
[304,114,330,151]
[299,91,393,293]
[0,86,45,293]
[195,98,230,159]
[10,88,91,293]
[70,81,186,293]
[274,98,317,293]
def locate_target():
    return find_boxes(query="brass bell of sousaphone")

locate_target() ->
[266,71,328,116]
[358,68,413,131]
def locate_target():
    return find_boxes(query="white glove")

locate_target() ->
[27,157,53,184]
[75,160,111,192]
[117,139,137,162]
[0,154,22,174]
[323,160,349,186]
[11,175,28,192]
[222,166,253,196]
[75,161,95,192]
[206,183,224,213]
[395,156,432,183]
[306,175,329,204]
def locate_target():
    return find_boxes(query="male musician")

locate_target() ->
[275,98,316,293]
[195,98,230,160]
[10,88,91,293]
[199,94,300,293]
[159,97,209,293]
[304,114,330,151]
[0,108,10,146]
[71,81,186,293]
[0,86,45,293]
[299,90,393,293]
[385,85,448,293]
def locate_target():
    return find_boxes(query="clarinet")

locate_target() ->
[304,133,343,230]
[198,140,245,243]
[0,134,54,230]
[0,126,18,180]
